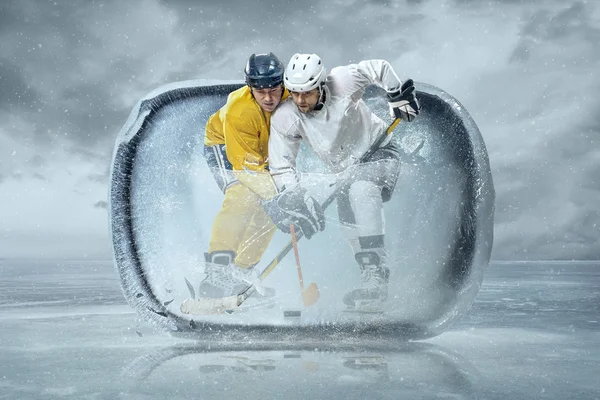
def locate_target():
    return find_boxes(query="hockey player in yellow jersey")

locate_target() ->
[200,53,289,298]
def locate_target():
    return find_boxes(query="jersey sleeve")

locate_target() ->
[268,117,302,191]
[355,59,403,92]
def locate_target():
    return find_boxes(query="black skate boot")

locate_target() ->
[343,251,390,308]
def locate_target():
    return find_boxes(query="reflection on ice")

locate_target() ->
[109,80,494,339]
[121,341,481,400]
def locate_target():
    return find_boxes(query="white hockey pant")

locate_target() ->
[337,156,400,256]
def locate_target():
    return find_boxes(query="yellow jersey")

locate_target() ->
[204,85,289,172]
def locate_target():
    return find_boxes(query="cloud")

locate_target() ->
[1,0,599,260]
[480,2,600,259]
[0,60,41,109]
[0,0,200,157]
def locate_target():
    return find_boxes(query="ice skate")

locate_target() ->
[197,251,237,298]
[343,251,389,310]
[199,251,275,300]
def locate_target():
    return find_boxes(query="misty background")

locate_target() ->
[1,0,598,260]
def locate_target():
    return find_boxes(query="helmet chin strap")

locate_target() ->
[314,84,326,111]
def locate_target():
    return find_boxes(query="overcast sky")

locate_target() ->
[1,0,599,260]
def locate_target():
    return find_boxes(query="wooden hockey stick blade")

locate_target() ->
[180,295,238,315]
[179,267,274,315]
[180,285,257,315]
[301,282,319,307]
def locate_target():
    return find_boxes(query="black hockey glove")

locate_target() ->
[387,79,421,122]
[262,186,325,239]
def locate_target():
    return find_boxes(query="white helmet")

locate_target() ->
[284,53,327,92]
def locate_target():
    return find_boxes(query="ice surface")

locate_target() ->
[1,260,599,399]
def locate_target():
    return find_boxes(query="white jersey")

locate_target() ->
[268,60,402,190]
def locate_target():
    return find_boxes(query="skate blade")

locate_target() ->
[344,300,385,314]
[343,309,385,314]
[223,299,277,314]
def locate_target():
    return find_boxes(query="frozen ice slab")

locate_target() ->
[108,80,495,339]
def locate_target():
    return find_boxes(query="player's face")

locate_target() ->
[251,85,284,112]
[290,88,320,113]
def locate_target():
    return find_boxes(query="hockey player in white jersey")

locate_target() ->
[264,53,421,308]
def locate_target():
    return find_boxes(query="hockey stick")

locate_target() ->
[290,224,319,307]
[180,118,401,315]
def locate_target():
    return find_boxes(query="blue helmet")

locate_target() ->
[244,53,284,89]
